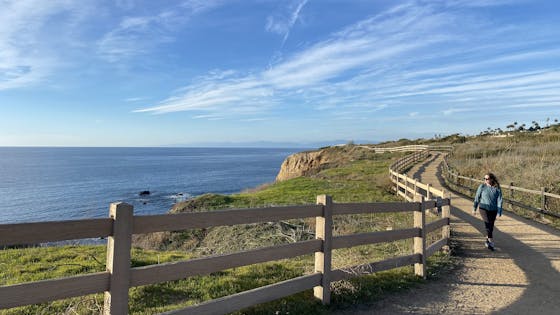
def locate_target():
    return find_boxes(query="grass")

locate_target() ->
[1,146,454,314]
[445,126,560,228]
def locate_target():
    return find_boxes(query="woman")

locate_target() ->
[473,172,503,251]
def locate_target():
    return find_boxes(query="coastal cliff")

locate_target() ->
[275,145,376,181]
[275,149,334,181]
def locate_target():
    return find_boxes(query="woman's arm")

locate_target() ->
[497,188,503,216]
[473,184,483,212]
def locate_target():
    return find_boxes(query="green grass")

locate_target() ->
[1,147,455,314]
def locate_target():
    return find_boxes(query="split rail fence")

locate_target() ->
[379,143,560,219]
[0,150,450,315]
[386,145,452,203]
[442,155,560,219]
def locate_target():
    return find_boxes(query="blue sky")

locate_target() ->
[1,0,559,147]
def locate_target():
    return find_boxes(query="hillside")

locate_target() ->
[4,129,557,314]
[132,145,397,253]
[0,144,456,314]
[442,125,560,227]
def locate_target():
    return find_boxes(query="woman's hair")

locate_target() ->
[486,172,500,188]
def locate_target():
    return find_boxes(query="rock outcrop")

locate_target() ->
[275,150,332,181]
[275,145,380,182]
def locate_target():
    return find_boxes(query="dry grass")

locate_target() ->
[446,128,560,227]
[449,134,560,194]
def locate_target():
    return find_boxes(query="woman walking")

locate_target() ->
[473,173,503,251]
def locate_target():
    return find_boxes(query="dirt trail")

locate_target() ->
[333,153,560,314]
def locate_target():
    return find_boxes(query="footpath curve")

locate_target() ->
[334,153,560,314]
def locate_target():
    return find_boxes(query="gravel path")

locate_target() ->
[333,153,560,314]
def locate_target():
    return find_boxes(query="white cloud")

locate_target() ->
[138,0,560,124]
[135,72,274,114]
[125,97,145,102]
[181,0,225,14]
[97,1,224,62]
[0,0,84,90]
[266,0,309,47]
[442,108,473,116]
[97,15,171,62]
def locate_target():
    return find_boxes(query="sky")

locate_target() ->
[1,0,559,147]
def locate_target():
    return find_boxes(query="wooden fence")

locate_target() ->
[386,146,450,202]
[378,143,559,219]
[0,154,451,314]
[442,155,560,219]
[361,144,452,153]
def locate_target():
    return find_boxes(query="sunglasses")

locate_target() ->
[484,177,490,180]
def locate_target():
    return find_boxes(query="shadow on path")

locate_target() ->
[410,153,438,181]
[451,207,560,313]
[434,155,560,314]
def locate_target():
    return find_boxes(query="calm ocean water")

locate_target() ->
[0,147,301,224]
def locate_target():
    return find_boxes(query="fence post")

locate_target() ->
[427,183,432,200]
[541,187,546,219]
[442,191,451,253]
[413,196,426,279]
[541,187,546,211]
[314,195,333,305]
[414,179,418,200]
[104,202,133,315]
[391,171,398,196]
[510,182,514,200]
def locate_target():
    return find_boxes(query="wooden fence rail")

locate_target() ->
[0,202,450,313]
[442,155,560,219]
[379,143,559,219]
[368,144,452,153]
[0,148,451,314]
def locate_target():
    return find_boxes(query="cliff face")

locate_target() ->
[275,148,343,181]
[275,145,378,182]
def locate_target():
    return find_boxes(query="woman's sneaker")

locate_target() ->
[485,240,495,251]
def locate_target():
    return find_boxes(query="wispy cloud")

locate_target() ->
[138,0,560,126]
[134,71,275,114]
[0,0,85,90]
[266,0,309,47]
[125,97,145,102]
[97,1,223,62]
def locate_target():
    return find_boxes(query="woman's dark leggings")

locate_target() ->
[479,208,497,238]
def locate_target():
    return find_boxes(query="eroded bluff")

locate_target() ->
[275,145,375,181]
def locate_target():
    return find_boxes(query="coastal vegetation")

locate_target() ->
[0,146,453,314]
[3,121,558,314]
[444,123,560,228]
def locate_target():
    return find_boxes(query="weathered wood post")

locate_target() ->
[441,191,451,253]
[314,195,333,304]
[405,175,411,201]
[541,187,546,211]
[104,202,133,315]
[427,183,432,200]
[413,196,426,279]
[413,179,418,200]
[391,170,398,196]
[541,187,546,219]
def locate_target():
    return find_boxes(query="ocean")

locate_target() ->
[0,147,301,224]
